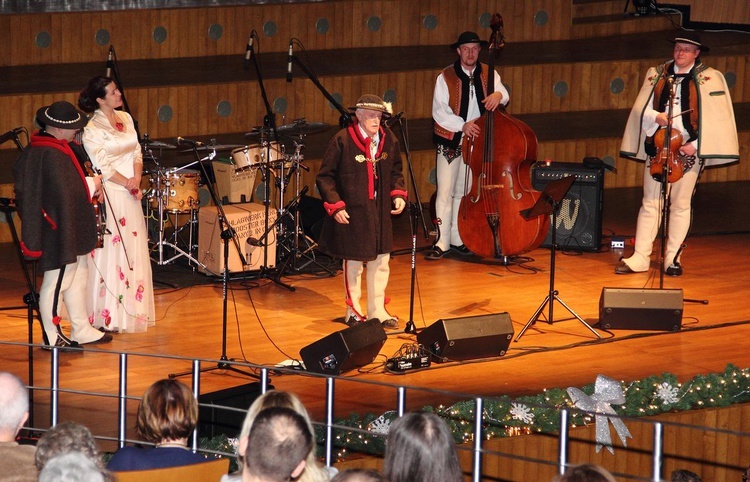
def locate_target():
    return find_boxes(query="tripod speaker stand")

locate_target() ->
[514,175,601,342]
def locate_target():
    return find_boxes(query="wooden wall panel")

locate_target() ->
[0,0,571,67]
[667,0,750,26]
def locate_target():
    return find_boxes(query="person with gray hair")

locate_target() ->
[38,451,106,482]
[0,371,37,482]
[552,463,617,482]
[330,469,385,482]
[671,469,701,482]
[34,421,109,479]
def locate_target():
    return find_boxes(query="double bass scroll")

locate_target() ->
[456,13,549,259]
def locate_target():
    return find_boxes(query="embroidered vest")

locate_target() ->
[434,60,489,149]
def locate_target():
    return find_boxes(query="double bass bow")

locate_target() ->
[457,14,549,260]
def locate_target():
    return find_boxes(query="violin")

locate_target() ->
[84,160,108,249]
[650,128,684,184]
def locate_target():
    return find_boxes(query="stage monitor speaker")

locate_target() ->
[198,203,276,274]
[599,287,683,331]
[417,313,514,363]
[532,161,604,251]
[198,382,272,438]
[300,319,387,375]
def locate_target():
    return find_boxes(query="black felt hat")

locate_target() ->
[450,31,488,49]
[35,101,89,130]
[669,32,709,52]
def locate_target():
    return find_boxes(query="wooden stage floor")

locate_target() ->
[1,182,749,445]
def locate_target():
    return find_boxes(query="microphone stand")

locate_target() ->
[290,54,352,128]
[107,46,142,142]
[387,115,429,334]
[169,142,259,381]
[246,33,294,291]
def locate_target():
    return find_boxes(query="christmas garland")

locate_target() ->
[198,364,750,462]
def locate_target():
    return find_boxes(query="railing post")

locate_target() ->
[118,353,128,448]
[652,422,663,481]
[260,367,269,392]
[191,359,201,452]
[396,386,406,417]
[558,408,569,475]
[50,346,60,427]
[472,397,483,482]
[324,377,335,468]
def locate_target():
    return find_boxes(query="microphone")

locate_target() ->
[176,137,204,147]
[385,111,404,127]
[286,39,293,83]
[0,127,23,145]
[243,32,254,70]
[105,46,114,78]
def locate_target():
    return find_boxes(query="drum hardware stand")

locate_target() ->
[274,142,335,276]
[515,176,601,342]
[385,114,430,334]
[169,138,260,381]
[148,160,207,271]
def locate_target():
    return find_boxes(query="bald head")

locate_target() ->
[0,372,29,440]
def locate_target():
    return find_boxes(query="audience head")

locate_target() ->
[671,469,702,482]
[383,411,463,482]
[35,421,103,471]
[38,451,106,482]
[330,468,386,482]
[136,379,198,444]
[78,76,115,113]
[243,406,313,482]
[0,371,29,441]
[552,463,617,482]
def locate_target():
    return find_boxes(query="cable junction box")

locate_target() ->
[386,354,431,372]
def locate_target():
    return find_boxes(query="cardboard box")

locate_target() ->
[198,203,276,274]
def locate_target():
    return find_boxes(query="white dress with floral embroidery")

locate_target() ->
[82,109,155,332]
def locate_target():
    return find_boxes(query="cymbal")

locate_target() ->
[179,143,244,153]
[278,120,330,136]
[140,138,176,149]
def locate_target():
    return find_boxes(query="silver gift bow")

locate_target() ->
[567,374,633,454]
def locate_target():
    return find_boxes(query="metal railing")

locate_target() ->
[5,340,750,482]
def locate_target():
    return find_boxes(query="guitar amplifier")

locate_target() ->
[532,161,604,252]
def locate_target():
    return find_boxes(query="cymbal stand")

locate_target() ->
[274,141,335,276]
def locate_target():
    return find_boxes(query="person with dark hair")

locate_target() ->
[78,76,154,333]
[426,31,509,261]
[106,379,208,471]
[13,101,112,348]
[329,469,385,482]
[552,463,617,482]
[0,372,37,482]
[671,469,701,482]
[316,94,407,329]
[222,390,333,482]
[382,412,463,482]
[242,406,313,482]
[617,32,739,276]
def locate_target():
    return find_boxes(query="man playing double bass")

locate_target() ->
[426,31,510,261]
[617,32,739,276]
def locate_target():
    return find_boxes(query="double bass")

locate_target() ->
[457,14,549,259]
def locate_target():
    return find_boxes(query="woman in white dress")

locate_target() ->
[78,76,155,333]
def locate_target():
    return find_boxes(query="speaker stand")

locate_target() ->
[514,176,601,342]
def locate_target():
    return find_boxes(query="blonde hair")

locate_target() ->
[238,390,328,482]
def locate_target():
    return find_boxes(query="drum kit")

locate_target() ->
[138,119,330,274]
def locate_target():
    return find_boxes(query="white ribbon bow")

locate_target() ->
[567,374,633,454]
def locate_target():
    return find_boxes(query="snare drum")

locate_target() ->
[157,169,201,212]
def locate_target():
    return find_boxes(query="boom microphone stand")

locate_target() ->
[514,175,601,342]
[106,45,141,142]
[169,140,259,380]
[245,31,294,291]
[385,114,430,334]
